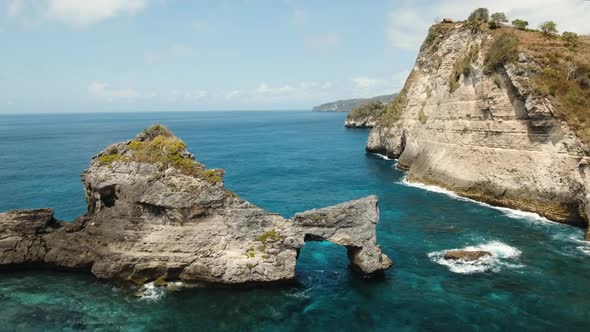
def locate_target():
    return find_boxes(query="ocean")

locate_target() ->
[1,111,589,331]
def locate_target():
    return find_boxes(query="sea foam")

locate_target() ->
[428,241,523,274]
[371,153,394,161]
[399,177,552,225]
[137,282,166,302]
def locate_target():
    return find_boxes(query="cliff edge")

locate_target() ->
[0,125,392,285]
[366,21,590,239]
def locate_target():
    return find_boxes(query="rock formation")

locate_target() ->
[0,125,392,285]
[443,250,491,261]
[313,94,396,112]
[365,22,590,239]
[345,101,388,128]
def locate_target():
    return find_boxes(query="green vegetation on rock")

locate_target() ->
[418,110,428,124]
[562,32,579,47]
[347,101,386,122]
[468,8,489,22]
[97,124,223,183]
[255,230,279,242]
[489,12,508,29]
[511,19,529,30]
[484,32,519,74]
[540,21,558,36]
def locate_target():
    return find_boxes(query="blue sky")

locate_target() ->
[0,0,589,113]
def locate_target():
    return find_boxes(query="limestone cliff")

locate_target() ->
[0,125,392,285]
[366,22,590,239]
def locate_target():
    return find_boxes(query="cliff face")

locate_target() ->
[0,126,392,285]
[366,22,590,239]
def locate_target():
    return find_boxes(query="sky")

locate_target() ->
[0,0,589,113]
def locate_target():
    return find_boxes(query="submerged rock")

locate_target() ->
[0,125,392,285]
[443,250,492,261]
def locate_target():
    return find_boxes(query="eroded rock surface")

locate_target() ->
[366,22,590,237]
[0,126,392,285]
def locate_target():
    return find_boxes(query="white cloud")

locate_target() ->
[184,90,208,102]
[256,83,294,95]
[5,0,147,26]
[351,77,379,90]
[88,81,140,102]
[169,44,193,57]
[386,9,431,50]
[304,31,341,50]
[350,71,409,97]
[46,0,146,25]
[6,0,24,16]
[387,0,590,51]
[291,8,308,25]
[144,51,160,65]
[225,90,241,99]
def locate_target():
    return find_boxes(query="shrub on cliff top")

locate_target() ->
[143,124,173,140]
[540,21,558,36]
[468,8,489,22]
[484,32,519,74]
[98,127,224,184]
[512,19,529,30]
[489,12,508,29]
[562,32,579,47]
[347,101,387,121]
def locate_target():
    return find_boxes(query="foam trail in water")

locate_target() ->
[428,241,523,274]
[371,153,395,161]
[399,177,552,225]
[137,282,166,302]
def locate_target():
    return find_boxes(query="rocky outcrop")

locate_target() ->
[313,94,396,112]
[0,125,392,285]
[366,22,590,238]
[345,101,388,128]
[443,250,491,261]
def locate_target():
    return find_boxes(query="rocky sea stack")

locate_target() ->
[366,20,590,239]
[0,125,392,285]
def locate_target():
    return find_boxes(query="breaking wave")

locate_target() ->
[136,281,184,302]
[371,153,395,161]
[399,177,552,225]
[428,241,523,274]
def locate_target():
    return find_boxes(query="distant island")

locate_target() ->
[312,94,396,112]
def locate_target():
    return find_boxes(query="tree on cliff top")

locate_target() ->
[489,12,508,29]
[491,12,508,23]
[512,19,529,30]
[540,21,558,36]
[468,8,489,22]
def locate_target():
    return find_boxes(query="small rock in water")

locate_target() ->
[153,277,168,287]
[443,250,492,261]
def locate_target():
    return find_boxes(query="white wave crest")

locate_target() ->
[577,245,590,256]
[428,241,523,274]
[399,177,552,225]
[371,153,395,161]
[136,281,184,302]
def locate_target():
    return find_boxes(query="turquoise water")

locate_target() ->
[1,111,589,331]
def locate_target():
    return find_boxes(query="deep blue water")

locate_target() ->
[1,111,590,331]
